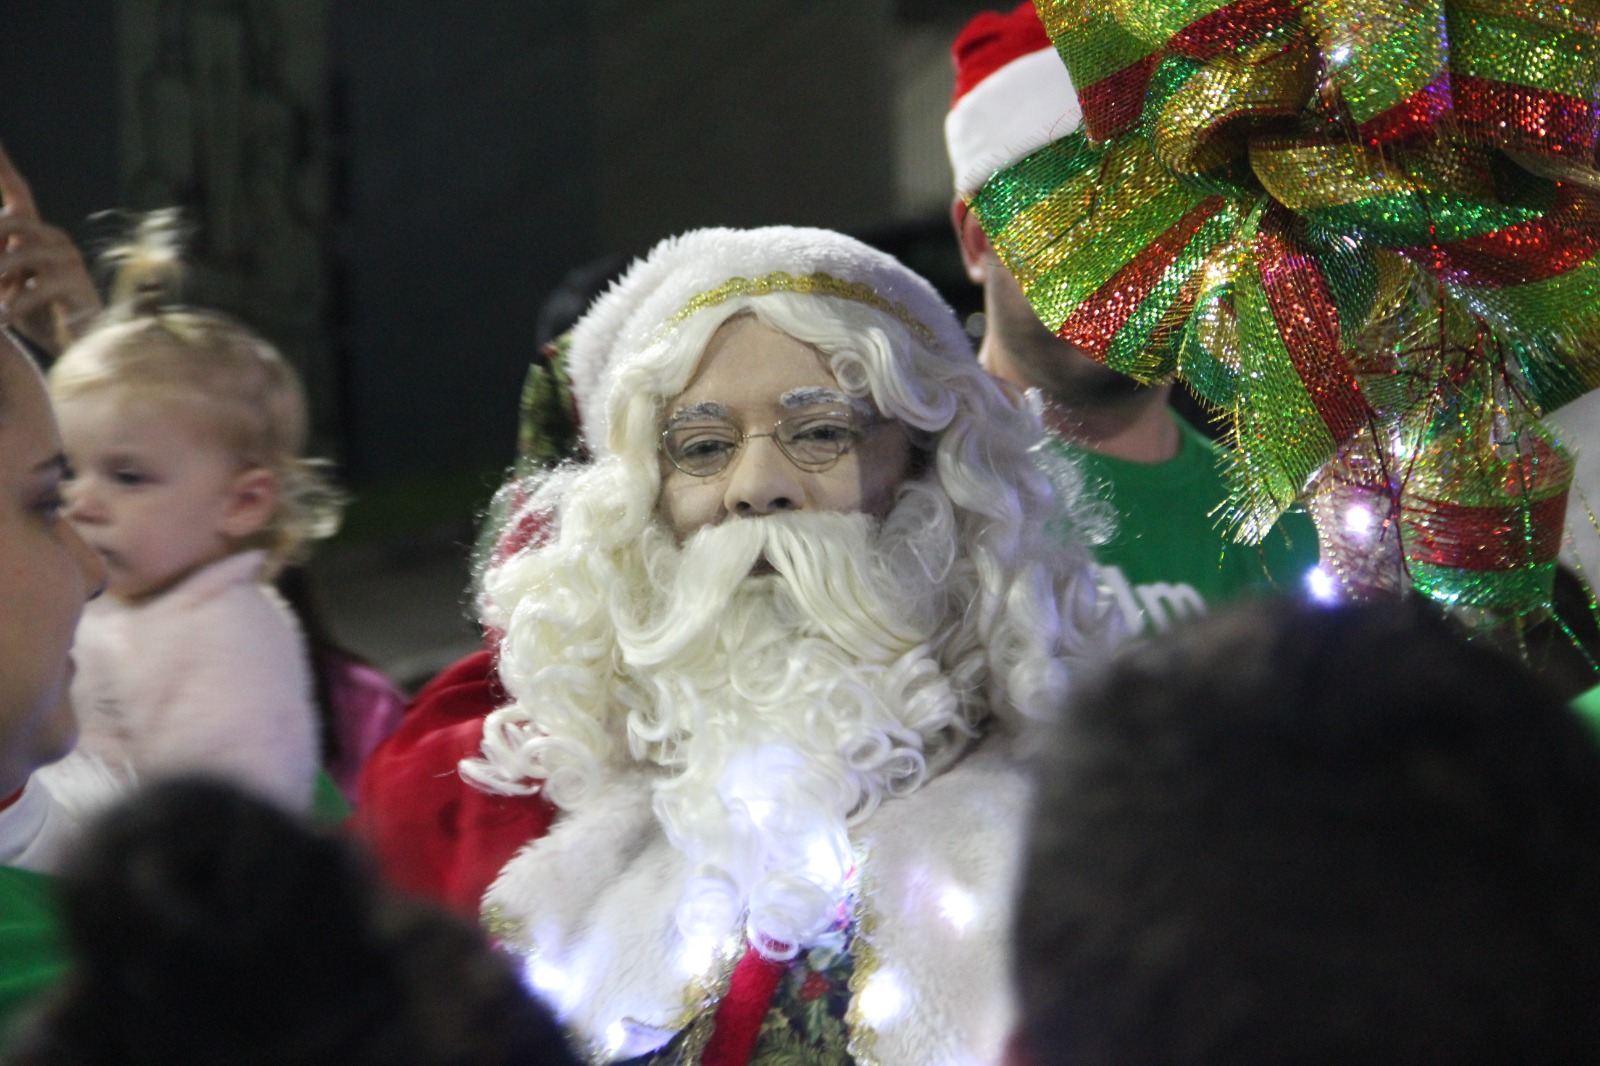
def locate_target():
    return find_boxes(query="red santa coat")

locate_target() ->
[356,650,555,915]
[357,651,1027,1066]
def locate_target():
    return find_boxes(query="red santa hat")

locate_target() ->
[945,2,1082,196]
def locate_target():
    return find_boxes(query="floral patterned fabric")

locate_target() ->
[618,918,859,1066]
[749,920,856,1066]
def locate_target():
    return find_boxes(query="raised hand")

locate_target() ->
[0,142,101,358]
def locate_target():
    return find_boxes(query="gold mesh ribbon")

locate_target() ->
[970,0,1600,625]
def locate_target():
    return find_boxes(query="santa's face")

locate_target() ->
[656,315,916,543]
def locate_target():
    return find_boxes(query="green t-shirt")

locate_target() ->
[0,865,66,1041]
[1050,415,1320,634]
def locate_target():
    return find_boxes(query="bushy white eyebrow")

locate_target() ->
[665,400,730,427]
[780,387,862,412]
[666,390,874,428]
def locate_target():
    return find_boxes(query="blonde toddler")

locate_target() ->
[38,212,341,814]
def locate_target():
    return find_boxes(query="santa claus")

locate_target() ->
[359,226,1104,1066]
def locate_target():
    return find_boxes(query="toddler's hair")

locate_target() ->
[49,210,341,571]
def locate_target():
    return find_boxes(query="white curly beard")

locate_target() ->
[626,507,969,956]
[474,486,981,957]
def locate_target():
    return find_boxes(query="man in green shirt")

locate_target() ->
[1056,428,1316,632]
[946,4,1317,633]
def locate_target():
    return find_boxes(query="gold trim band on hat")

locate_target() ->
[667,270,940,348]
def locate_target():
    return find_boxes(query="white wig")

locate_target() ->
[470,226,1104,808]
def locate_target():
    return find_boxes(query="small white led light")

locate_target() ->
[858,971,907,1025]
[525,959,569,1000]
[1305,566,1339,603]
[937,884,979,933]
[1343,503,1373,536]
[677,935,719,979]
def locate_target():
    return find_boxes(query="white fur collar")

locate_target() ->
[483,739,1028,1065]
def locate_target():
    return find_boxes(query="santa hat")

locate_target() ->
[565,226,971,456]
[945,2,1081,196]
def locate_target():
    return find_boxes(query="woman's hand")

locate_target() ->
[0,143,102,359]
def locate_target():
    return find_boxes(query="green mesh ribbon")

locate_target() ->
[970,0,1600,624]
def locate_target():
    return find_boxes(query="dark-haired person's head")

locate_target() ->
[6,777,578,1066]
[1015,595,1600,1065]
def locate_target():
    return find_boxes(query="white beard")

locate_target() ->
[623,508,968,956]
[474,486,982,958]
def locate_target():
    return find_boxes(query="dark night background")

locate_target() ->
[0,1,1002,677]
[2,1,993,491]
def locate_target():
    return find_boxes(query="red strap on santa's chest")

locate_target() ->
[699,946,786,1066]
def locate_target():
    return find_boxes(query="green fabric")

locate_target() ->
[1051,413,1321,633]
[1573,684,1600,740]
[474,336,587,580]
[311,768,352,827]
[0,866,66,1042]
[516,336,583,470]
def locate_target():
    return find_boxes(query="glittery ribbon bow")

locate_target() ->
[970,0,1600,622]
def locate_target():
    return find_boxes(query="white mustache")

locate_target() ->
[614,512,927,668]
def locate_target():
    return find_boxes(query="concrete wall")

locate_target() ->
[331,3,593,481]
[590,0,895,252]
[118,0,338,448]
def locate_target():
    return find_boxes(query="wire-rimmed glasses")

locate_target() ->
[661,405,880,477]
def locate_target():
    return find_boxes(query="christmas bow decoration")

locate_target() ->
[969,0,1600,623]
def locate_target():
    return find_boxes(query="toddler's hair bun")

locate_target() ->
[102,208,188,322]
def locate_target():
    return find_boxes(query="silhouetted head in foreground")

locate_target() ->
[7,777,577,1066]
[1015,595,1600,1065]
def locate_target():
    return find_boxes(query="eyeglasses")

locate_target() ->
[661,406,881,478]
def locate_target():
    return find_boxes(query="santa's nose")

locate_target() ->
[724,435,803,517]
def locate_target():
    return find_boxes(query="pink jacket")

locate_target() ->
[63,550,318,813]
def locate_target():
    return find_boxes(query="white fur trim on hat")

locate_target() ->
[565,226,971,456]
[945,47,1082,196]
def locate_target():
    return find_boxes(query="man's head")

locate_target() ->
[467,225,1101,957]
[1015,595,1600,1064]
[946,3,1159,415]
